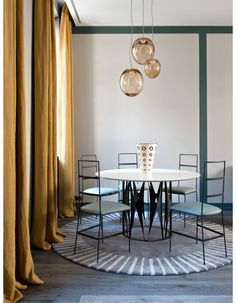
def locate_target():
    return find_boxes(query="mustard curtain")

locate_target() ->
[58,4,75,218]
[31,0,64,250]
[4,0,43,302]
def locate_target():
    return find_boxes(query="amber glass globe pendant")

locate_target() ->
[132,37,155,65]
[144,58,161,78]
[120,68,144,97]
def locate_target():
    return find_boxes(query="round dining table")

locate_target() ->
[100,168,200,241]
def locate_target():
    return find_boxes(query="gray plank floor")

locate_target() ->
[21,212,233,303]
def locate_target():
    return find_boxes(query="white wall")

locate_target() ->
[207,34,232,203]
[73,34,200,196]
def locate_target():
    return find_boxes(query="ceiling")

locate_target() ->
[56,0,232,27]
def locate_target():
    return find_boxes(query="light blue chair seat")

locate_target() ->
[171,185,196,195]
[171,201,222,216]
[81,201,130,215]
[83,187,119,196]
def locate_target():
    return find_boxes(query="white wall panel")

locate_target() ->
[207,34,232,203]
[73,34,199,193]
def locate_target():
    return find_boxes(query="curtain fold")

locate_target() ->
[4,0,43,302]
[58,4,75,218]
[30,0,64,250]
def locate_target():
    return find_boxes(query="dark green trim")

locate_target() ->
[72,26,232,35]
[199,33,207,202]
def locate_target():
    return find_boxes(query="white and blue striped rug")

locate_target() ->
[52,214,232,276]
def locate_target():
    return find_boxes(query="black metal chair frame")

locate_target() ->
[118,152,149,202]
[177,153,199,202]
[174,153,198,227]
[118,153,139,203]
[74,159,131,262]
[169,160,227,264]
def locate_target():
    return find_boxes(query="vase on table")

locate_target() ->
[136,143,157,174]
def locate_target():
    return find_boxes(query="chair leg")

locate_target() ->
[200,216,205,264]
[74,212,80,254]
[127,210,131,252]
[184,195,186,227]
[169,210,172,252]
[97,216,102,262]
[221,212,228,257]
[122,211,125,233]
[101,216,104,243]
[79,206,83,224]
[196,216,199,244]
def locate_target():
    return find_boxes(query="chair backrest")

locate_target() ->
[78,159,101,196]
[202,161,226,205]
[179,154,198,172]
[178,154,198,189]
[118,153,138,169]
[80,155,98,192]
[81,154,97,161]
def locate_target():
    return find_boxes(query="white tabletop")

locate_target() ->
[100,168,200,182]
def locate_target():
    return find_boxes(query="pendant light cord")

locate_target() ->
[142,0,145,36]
[151,0,154,42]
[129,0,134,67]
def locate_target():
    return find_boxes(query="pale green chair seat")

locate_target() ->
[83,187,119,196]
[171,201,221,216]
[171,185,197,195]
[81,201,130,215]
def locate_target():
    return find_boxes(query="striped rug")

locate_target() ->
[79,295,232,303]
[52,214,232,276]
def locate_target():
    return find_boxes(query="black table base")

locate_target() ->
[122,180,172,241]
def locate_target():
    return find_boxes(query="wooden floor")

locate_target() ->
[21,212,233,303]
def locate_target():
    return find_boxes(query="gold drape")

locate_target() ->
[58,5,75,218]
[4,0,43,302]
[31,0,64,250]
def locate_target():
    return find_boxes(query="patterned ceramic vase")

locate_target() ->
[136,143,157,174]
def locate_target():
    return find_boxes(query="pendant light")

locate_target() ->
[132,0,155,65]
[132,37,155,65]
[144,58,161,78]
[144,0,161,79]
[120,0,144,97]
[120,68,144,97]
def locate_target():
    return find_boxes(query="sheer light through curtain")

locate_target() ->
[57,4,75,218]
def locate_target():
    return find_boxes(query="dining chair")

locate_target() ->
[74,159,131,262]
[117,152,147,195]
[118,152,149,215]
[117,153,142,201]
[74,155,98,204]
[118,152,150,232]
[172,154,198,201]
[171,154,198,226]
[169,160,227,264]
